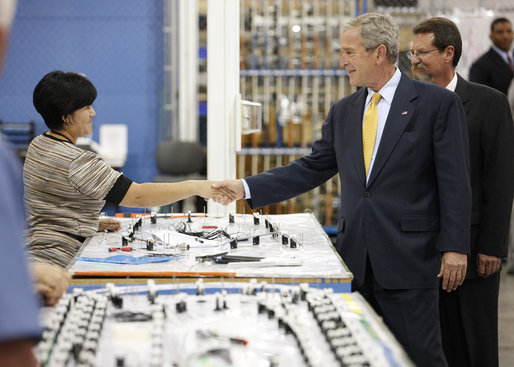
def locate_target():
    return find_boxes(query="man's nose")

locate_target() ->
[339,54,347,68]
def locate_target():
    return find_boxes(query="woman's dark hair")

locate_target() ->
[33,71,97,130]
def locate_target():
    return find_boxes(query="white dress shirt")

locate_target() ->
[445,72,458,92]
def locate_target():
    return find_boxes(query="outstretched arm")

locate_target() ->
[119,180,230,208]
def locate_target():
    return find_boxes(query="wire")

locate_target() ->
[172,221,232,240]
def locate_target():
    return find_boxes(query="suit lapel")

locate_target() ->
[348,88,368,185]
[367,74,417,187]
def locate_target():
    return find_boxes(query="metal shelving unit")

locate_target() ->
[237,0,356,226]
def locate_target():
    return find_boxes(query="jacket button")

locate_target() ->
[364,191,371,198]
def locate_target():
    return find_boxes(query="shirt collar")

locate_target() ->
[366,67,402,105]
[445,72,458,92]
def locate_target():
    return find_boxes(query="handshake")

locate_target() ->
[200,179,245,206]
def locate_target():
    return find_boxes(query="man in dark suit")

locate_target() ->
[411,17,514,367]
[469,17,513,95]
[215,13,471,367]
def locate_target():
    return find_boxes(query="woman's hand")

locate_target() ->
[98,218,121,232]
[31,263,71,306]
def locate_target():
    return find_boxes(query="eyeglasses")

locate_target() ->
[406,49,440,60]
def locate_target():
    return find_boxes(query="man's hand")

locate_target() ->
[98,218,121,232]
[193,180,239,203]
[477,253,501,278]
[212,180,245,205]
[31,263,71,306]
[438,252,467,292]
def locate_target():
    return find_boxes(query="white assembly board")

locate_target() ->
[67,213,352,287]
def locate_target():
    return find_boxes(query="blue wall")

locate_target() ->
[0,0,163,183]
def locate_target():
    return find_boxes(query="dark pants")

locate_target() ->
[439,271,500,367]
[354,257,448,367]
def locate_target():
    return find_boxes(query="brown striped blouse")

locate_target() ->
[23,133,122,267]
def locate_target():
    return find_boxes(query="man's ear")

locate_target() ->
[444,46,455,64]
[375,44,387,63]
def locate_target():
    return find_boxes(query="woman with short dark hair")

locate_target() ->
[24,70,222,267]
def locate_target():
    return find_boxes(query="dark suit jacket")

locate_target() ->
[469,48,513,95]
[454,75,514,278]
[246,72,471,289]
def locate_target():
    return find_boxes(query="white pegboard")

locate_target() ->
[37,282,415,367]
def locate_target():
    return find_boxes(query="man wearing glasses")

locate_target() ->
[411,17,514,367]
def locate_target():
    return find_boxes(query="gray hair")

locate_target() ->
[342,13,399,64]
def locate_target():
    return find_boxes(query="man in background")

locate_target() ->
[411,17,514,367]
[471,17,514,279]
[469,17,513,95]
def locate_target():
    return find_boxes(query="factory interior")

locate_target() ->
[0,0,513,366]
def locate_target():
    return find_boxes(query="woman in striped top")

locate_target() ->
[24,71,226,268]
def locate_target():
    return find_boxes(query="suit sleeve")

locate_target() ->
[433,93,472,254]
[477,95,514,257]
[245,105,339,209]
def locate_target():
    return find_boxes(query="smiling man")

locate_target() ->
[214,13,471,367]
[411,17,514,367]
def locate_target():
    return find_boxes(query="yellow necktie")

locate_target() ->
[363,92,382,177]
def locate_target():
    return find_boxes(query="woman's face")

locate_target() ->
[68,105,96,138]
